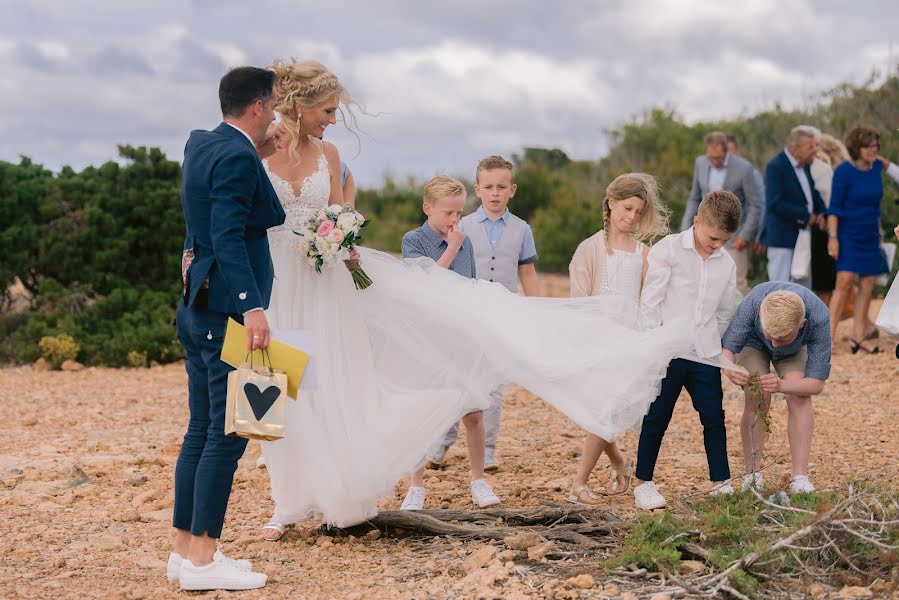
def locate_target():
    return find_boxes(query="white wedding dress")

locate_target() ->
[260,146,698,527]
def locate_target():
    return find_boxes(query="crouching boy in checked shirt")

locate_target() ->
[721,282,831,495]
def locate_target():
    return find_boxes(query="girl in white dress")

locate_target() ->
[258,60,701,539]
[566,173,669,505]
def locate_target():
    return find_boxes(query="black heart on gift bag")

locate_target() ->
[243,383,281,420]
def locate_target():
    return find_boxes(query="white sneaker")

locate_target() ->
[710,480,734,495]
[634,481,667,510]
[741,472,764,492]
[255,454,266,469]
[401,486,425,510]
[484,450,500,472]
[179,556,266,591]
[471,479,501,508]
[167,551,251,582]
[789,475,816,494]
[426,446,447,468]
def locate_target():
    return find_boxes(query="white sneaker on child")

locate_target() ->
[426,446,447,468]
[484,450,500,472]
[634,481,667,510]
[471,479,500,508]
[789,475,816,494]
[167,551,251,583]
[741,472,764,492]
[179,556,266,591]
[709,480,734,495]
[401,486,425,510]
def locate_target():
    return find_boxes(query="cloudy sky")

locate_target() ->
[1,0,897,186]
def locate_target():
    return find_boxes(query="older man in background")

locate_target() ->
[760,126,827,288]
[681,131,763,296]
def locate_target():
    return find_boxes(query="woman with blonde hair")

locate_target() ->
[808,133,850,304]
[567,173,669,504]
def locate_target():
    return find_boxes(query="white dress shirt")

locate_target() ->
[639,228,740,359]
[708,155,728,192]
[785,147,813,213]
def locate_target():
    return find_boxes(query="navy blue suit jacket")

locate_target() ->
[760,150,825,248]
[180,123,286,314]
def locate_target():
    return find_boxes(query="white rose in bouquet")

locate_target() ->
[336,211,359,233]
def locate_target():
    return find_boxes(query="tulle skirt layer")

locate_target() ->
[261,240,696,527]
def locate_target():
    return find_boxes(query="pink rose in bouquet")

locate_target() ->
[317,220,335,236]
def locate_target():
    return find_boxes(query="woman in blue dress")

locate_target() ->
[826,125,899,353]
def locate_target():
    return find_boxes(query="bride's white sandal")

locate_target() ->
[261,521,287,542]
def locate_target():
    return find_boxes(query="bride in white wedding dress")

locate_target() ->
[258,59,707,538]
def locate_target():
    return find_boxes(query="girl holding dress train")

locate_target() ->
[566,173,670,504]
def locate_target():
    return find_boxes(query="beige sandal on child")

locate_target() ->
[566,484,604,506]
[606,458,633,496]
[261,521,287,541]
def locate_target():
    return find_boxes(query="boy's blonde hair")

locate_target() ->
[423,175,466,205]
[475,155,514,183]
[760,291,806,338]
[697,190,742,233]
[602,172,670,254]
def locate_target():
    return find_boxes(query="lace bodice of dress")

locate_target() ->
[265,150,330,233]
[598,242,644,303]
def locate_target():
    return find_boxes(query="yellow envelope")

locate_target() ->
[220,318,310,399]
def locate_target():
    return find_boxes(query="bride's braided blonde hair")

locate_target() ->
[602,173,670,255]
[269,58,355,161]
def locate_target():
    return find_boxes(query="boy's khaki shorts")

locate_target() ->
[736,345,808,378]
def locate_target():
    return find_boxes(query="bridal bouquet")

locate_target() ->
[295,204,373,290]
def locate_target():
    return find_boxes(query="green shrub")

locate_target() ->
[38,334,80,368]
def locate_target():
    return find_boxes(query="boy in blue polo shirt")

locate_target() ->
[399,175,501,510]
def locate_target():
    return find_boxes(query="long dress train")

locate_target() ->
[261,146,701,527]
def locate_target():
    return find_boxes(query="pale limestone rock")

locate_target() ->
[503,531,543,551]
[565,573,594,589]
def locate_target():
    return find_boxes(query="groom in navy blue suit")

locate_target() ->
[169,67,285,591]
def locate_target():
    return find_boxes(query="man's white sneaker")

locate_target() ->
[710,481,734,495]
[179,556,266,591]
[789,475,816,494]
[634,481,667,510]
[401,486,425,510]
[167,551,251,582]
[741,472,764,492]
[471,479,501,508]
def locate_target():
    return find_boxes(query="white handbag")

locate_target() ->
[790,228,811,280]
[875,271,899,335]
[876,242,896,287]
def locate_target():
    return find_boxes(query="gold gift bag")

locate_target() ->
[225,350,290,441]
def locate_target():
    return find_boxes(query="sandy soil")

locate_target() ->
[2,278,897,599]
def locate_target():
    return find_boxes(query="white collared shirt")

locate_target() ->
[639,228,740,358]
[785,147,813,213]
[226,122,255,147]
[708,154,728,192]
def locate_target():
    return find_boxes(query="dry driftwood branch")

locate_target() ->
[360,505,621,546]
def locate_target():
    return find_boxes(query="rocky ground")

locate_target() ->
[2,279,898,599]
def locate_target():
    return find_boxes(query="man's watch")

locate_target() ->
[828,232,838,239]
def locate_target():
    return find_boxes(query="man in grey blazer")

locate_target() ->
[680,131,763,296]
